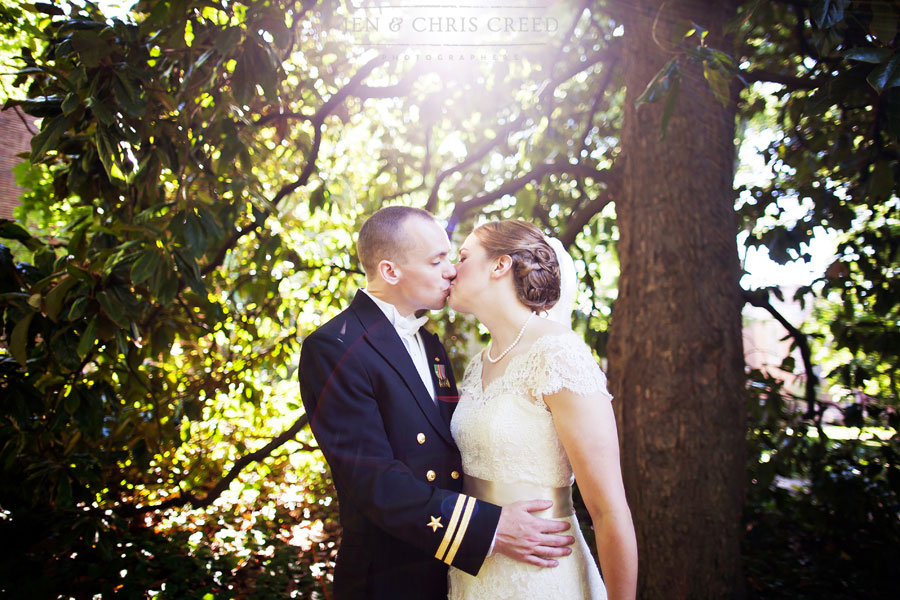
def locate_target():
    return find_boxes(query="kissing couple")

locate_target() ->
[299,206,637,599]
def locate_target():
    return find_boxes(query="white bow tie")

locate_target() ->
[395,315,429,339]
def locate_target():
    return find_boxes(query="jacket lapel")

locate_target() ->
[349,291,454,445]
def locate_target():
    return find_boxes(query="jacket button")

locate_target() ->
[451,470,460,480]
[426,470,436,482]
[417,433,426,445]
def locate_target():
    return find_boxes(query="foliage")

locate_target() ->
[728,2,900,596]
[1,0,899,597]
[744,368,900,598]
[0,0,349,596]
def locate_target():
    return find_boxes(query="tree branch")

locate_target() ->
[120,414,310,516]
[354,62,430,99]
[579,54,620,157]
[743,287,819,417]
[425,44,619,213]
[741,68,823,90]
[451,162,619,223]
[424,114,526,212]
[12,105,37,135]
[560,188,617,248]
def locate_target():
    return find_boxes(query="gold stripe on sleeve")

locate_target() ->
[435,494,466,561]
[443,496,476,565]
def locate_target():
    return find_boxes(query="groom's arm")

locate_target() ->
[299,330,500,575]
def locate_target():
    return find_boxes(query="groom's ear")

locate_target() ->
[491,255,513,278]
[378,259,401,285]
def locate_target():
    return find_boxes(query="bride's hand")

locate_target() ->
[493,500,575,567]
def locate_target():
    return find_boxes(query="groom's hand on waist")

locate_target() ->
[493,500,575,568]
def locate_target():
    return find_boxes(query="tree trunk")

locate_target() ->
[608,1,746,597]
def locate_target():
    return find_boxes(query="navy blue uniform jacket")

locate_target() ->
[299,291,501,599]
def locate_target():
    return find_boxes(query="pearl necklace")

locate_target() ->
[486,312,534,364]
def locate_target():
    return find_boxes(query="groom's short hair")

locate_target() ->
[357,206,437,275]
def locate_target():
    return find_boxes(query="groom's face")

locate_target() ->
[392,216,456,312]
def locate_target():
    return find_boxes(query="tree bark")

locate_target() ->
[608,1,746,597]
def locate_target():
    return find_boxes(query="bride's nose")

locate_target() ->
[444,262,457,279]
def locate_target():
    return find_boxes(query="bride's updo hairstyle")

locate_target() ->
[473,220,560,312]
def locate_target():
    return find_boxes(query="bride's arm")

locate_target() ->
[545,389,638,600]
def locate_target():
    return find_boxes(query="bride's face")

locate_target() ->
[448,233,494,314]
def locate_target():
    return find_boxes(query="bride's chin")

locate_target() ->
[447,295,466,313]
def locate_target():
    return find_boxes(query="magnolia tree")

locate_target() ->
[0,0,897,597]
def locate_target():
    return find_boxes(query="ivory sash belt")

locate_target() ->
[463,474,574,519]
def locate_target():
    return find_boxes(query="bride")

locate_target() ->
[446,220,638,600]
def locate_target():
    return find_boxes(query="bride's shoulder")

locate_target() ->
[526,317,582,348]
[528,315,575,340]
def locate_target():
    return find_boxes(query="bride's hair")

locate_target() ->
[474,220,560,312]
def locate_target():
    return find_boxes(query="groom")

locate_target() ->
[299,206,573,599]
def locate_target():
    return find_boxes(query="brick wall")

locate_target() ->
[0,108,37,220]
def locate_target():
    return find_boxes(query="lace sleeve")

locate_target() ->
[525,334,613,407]
[457,352,482,397]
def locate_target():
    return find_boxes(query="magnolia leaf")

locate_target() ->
[30,115,69,162]
[11,311,35,366]
[45,275,79,322]
[131,249,160,285]
[33,2,65,16]
[844,47,893,64]
[811,0,849,29]
[182,210,206,258]
[660,72,681,140]
[634,57,680,107]
[96,290,127,328]
[61,92,80,115]
[871,3,898,43]
[867,53,900,91]
[76,317,98,358]
[703,60,730,107]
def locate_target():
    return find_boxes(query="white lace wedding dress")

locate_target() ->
[448,332,610,600]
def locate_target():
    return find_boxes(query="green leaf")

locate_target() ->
[197,206,224,239]
[251,41,279,100]
[703,60,730,107]
[45,275,79,322]
[232,51,253,106]
[131,249,160,285]
[96,290,127,328]
[182,210,206,258]
[811,0,849,29]
[869,161,895,200]
[63,387,81,415]
[68,296,89,321]
[659,71,681,140]
[70,30,111,68]
[30,115,69,162]
[76,317,98,358]
[635,57,680,107]
[61,92,81,115]
[780,356,796,373]
[112,71,145,117]
[867,53,900,91]
[173,247,206,296]
[34,2,65,16]
[844,47,893,64]
[87,96,115,126]
[0,220,36,245]
[94,126,121,179]
[871,3,898,44]
[12,96,63,119]
[309,185,328,212]
[11,311,35,366]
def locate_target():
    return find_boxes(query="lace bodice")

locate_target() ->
[450,332,612,489]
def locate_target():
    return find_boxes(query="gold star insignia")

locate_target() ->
[427,516,443,532]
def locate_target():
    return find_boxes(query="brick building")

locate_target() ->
[0,108,36,220]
